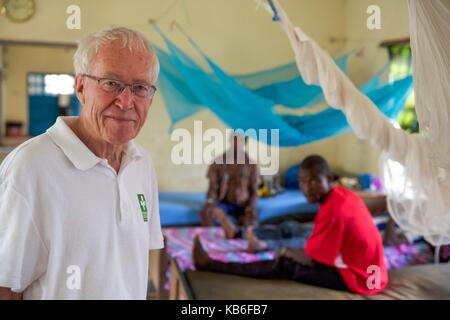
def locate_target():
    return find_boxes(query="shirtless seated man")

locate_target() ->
[199,133,259,229]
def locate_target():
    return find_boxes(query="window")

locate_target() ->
[27,73,45,96]
[27,72,78,136]
[387,45,418,134]
[27,73,75,96]
[44,74,75,95]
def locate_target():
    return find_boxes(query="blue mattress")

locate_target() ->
[159,190,318,226]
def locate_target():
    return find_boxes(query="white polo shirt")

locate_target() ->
[0,116,164,299]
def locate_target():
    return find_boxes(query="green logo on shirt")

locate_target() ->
[137,194,148,222]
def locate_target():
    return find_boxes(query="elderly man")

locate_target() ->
[0,27,163,299]
[199,133,259,234]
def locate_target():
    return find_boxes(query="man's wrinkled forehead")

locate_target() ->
[90,42,154,81]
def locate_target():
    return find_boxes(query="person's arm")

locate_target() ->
[200,164,219,226]
[304,213,346,268]
[0,288,23,300]
[0,180,49,297]
[243,165,259,226]
[205,164,219,204]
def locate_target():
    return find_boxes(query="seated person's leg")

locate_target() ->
[215,210,312,250]
[215,211,300,250]
[246,221,311,252]
[277,257,348,292]
[246,226,301,252]
[200,203,215,226]
[193,235,348,292]
[246,227,271,252]
[215,204,244,239]
[193,235,280,278]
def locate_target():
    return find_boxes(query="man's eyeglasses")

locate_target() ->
[82,74,157,98]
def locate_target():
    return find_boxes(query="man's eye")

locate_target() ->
[105,80,120,87]
[133,84,148,92]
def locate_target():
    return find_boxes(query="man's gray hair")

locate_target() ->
[73,26,160,84]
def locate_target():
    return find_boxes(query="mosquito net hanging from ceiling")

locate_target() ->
[262,0,450,245]
[155,28,412,147]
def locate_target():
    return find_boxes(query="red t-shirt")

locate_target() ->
[304,186,388,294]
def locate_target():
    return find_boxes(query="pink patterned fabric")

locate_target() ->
[384,242,434,270]
[163,227,274,289]
[163,227,274,267]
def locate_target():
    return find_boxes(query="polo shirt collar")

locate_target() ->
[123,139,142,161]
[47,116,142,171]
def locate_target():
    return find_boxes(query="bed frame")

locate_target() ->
[167,258,450,300]
[149,238,170,299]
[169,258,194,300]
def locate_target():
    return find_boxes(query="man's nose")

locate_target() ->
[115,85,134,110]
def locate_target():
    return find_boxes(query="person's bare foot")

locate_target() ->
[192,234,213,270]
[216,209,239,239]
[246,227,269,253]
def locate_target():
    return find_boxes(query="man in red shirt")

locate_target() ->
[193,155,388,294]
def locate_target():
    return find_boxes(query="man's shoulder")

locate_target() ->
[330,186,358,199]
[0,133,58,176]
[320,187,352,215]
[334,186,367,206]
[327,186,368,217]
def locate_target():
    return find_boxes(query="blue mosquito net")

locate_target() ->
[155,29,413,147]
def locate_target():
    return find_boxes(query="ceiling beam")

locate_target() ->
[0,39,77,49]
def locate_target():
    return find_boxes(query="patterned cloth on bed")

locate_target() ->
[384,242,433,269]
[162,226,434,289]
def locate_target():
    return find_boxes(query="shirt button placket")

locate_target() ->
[118,178,128,220]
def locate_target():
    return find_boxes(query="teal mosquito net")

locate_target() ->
[155,28,412,147]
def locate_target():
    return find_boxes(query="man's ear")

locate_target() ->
[75,75,86,105]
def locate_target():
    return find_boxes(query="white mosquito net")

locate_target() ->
[262,0,450,245]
